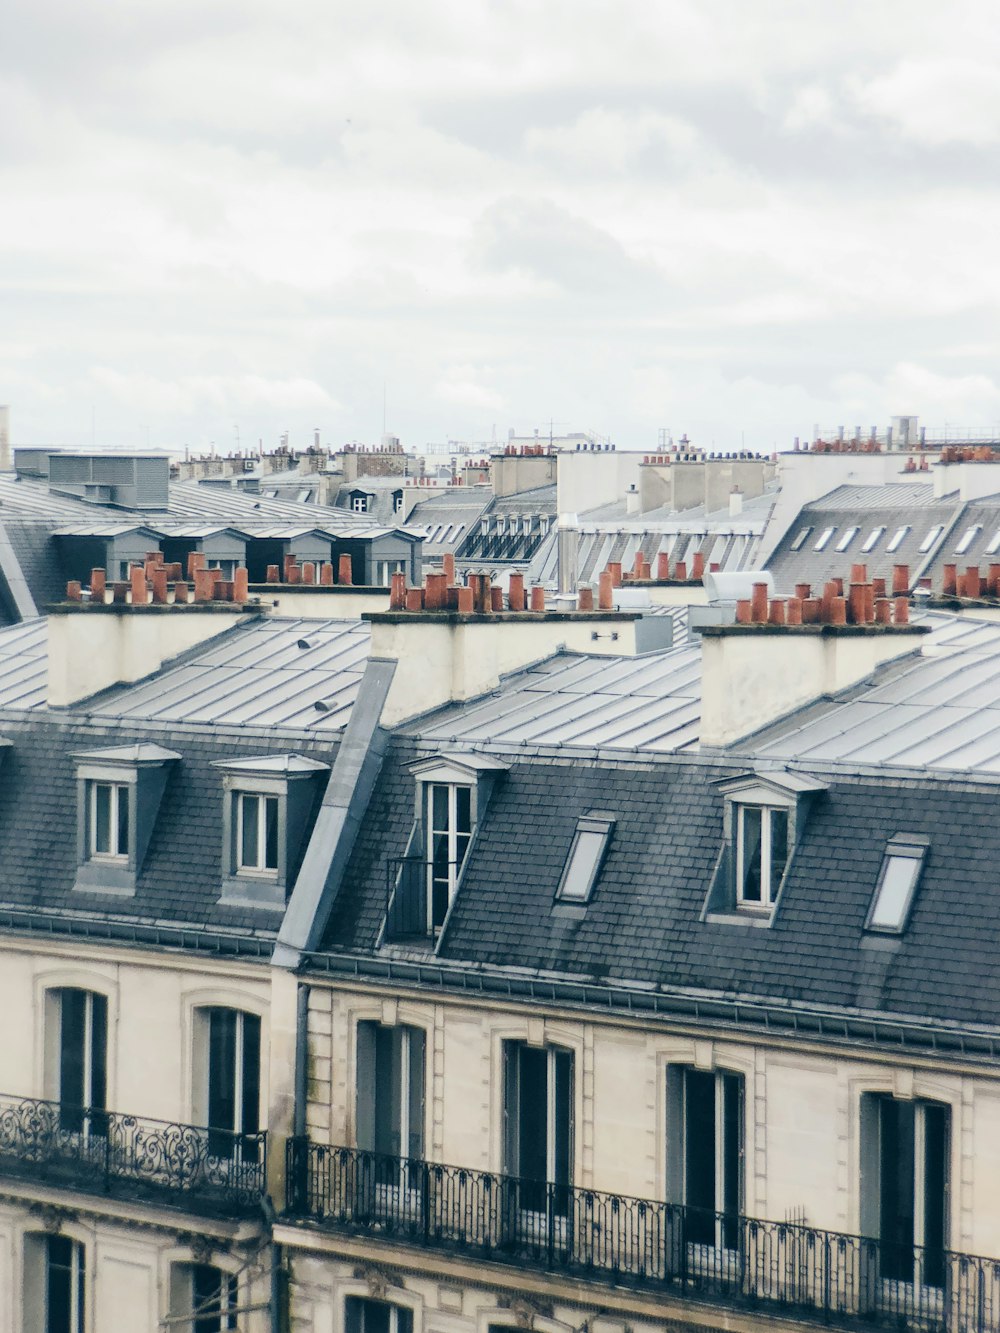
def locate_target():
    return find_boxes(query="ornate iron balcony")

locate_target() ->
[285,1140,1000,1332]
[0,1093,266,1215]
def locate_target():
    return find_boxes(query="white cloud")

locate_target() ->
[850,59,1000,146]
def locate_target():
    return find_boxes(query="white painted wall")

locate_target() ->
[556,451,645,516]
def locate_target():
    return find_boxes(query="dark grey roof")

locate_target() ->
[319,738,1000,1032]
[0,713,334,935]
[919,496,1000,590]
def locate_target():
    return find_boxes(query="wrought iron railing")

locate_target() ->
[285,1141,1000,1331]
[0,1093,266,1214]
[385,858,460,942]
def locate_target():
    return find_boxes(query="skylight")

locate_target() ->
[986,529,1000,556]
[919,524,945,552]
[555,814,615,903]
[954,525,982,555]
[835,526,860,552]
[861,526,885,553]
[790,527,812,552]
[866,840,927,933]
[886,526,910,553]
[814,527,836,551]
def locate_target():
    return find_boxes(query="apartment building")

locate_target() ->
[0,551,999,1330]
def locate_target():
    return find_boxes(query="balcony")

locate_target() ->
[384,857,460,942]
[0,1093,266,1216]
[285,1140,1000,1332]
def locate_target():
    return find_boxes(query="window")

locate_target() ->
[51,989,107,1135]
[88,782,129,859]
[555,814,614,903]
[813,527,836,551]
[426,782,472,931]
[169,1263,238,1333]
[504,1043,573,1220]
[789,527,812,552]
[919,525,945,553]
[195,1007,260,1159]
[345,1298,413,1333]
[357,1023,425,1161]
[236,792,278,873]
[886,526,911,553]
[375,559,407,587]
[393,491,404,515]
[835,525,860,552]
[861,1095,949,1289]
[351,493,370,513]
[954,524,982,555]
[666,1067,743,1252]
[866,839,926,933]
[736,805,788,909]
[207,559,236,580]
[986,529,1000,556]
[24,1234,86,1333]
[862,526,886,553]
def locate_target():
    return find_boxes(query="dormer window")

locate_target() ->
[351,492,371,513]
[735,804,788,909]
[384,754,507,943]
[834,526,859,553]
[704,769,827,926]
[213,754,328,909]
[886,525,910,553]
[813,527,836,551]
[72,744,180,896]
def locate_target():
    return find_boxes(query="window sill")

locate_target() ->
[704,909,774,929]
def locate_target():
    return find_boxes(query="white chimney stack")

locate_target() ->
[729,486,743,518]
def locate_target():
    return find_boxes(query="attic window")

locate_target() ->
[919,525,945,552]
[886,526,910,553]
[985,529,1000,556]
[866,838,928,933]
[954,524,982,555]
[813,527,836,551]
[835,526,860,553]
[861,526,885,552]
[789,527,812,552]
[555,814,615,904]
[736,805,788,909]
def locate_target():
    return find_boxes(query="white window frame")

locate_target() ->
[985,529,1000,556]
[789,527,812,552]
[866,839,927,933]
[919,525,945,553]
[813,527,836,551]
[954,524,982,555]
[375,558,407,587]
[234,791,279,875]
[555,814,614,903]
[88,781,129,860]
[351,493,370,513]
[425,782,473,932]
[835,526,860,552]
[735,804,788,910]
[861,526,886,553]
[886,525,911,553]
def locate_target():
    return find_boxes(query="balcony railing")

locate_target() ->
[385,858,460,942]
[0,1093,266,1215]
[285,1141,1000,1332]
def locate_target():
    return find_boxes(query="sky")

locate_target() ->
[3,0,1000,455]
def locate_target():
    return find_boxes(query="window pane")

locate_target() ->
[739,807,763,902]
[879,1098,915,1281]
[516,1046,548,1183]
[955,525,981,555]
[47,1236,80,1333]
[813,527,835,551]
[789,527,811,551]
[60,989,86,1113]
[684,1069,716,1241]
[919,525,944,552]
[263,796,279,870]
[553,1049,573,1190]
[430,785,448,832]
[886,526,910,553]
[241,1013,261,1137]
[116,784,129,856]
[870,855,920,929]
[240,795,260,868]
[923,1104,949,1287]
[835,526,859,552]
[208,1009,237,1134]
[91,993,108,1113]
[861,527,885,553]
[559,829,607,900]
[94,784,111,854]
[455,786,472,834]
[769,809,789,901]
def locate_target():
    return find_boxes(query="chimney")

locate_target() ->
[700,608,928,747]
[729,486,743,518]
[557,513,579,595]
[625,484,641,515]
[47,592,263,707]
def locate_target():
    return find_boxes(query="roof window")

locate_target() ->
[861,526,885,553]
[866,837,928,934]
[985,529,1000,556]
[886,525,910,553]
[555,813,615,904]
[954,524,982,555]
[835,526,860,553]
[789,527,812,551]
[813,527,836,551]
[919,524,945,553]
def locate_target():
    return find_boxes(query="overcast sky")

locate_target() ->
[3,0,1000,454]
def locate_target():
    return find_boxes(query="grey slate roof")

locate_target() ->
[319,738,1000,1032]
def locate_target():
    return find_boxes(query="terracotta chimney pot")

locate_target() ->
[894,596,909,624]
[405,587,424,612]
[320,562,334,586]
[442,552,456,583]
[607,562,622,588]
[674,560,687,582]
[508,572,525,612]
[795,583,811,602]
[830,596,847,625]
[530,586,546,612]
[151,567,168,604]
[338,554,353,586]
[875,597,891,624]
[266,564,280,583]
[130,565,148,606]
[735,598,752,624]
[389,571,406,610]
[750,581,769,623]
[301,561,316,585]
[768,598,786,625]
[802,597,821,624]
[892,564,909,595]
[233,567,249,603]
[943,563,957,596]
[490,586,504,612]
[578,586,594,611]
[598,570,613,610]
[90,569,106,601]
[656,552,671,581]
[457,585,474,613]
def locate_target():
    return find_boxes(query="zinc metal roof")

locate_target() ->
[808,483,946,509]
[0,618,47,709]
[87,617,371,731]
[407,643,702,753]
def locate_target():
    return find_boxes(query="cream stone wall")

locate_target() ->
[300,980,1000,1259]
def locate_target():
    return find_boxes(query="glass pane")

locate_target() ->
[559,828,607,900]
[240,795,259,869]
[91,993,108,1113]
[517,1046,548,1184]
[263,797,279,870]
[684,1069,716,1245]
[835,526,858,552]
[861,527,884,552]
[919,525,944,552]
[60,989,86,1117]
[722,1073,743,1248]
[814,527,835,551]
[93,784,111,855]
[430,785,448,832]
[208,1009,237,1134]
[790,527,811,551]
[768,809,789,902]
[241,1013,261,1137]
[879,1098,915,1282]
[870,855,920,929]
[47,1236,78,1333]
[923,1103,948,1288]
[739,807,763,903]
[116,784,129,856]
[455,786,472,835]
[553,1049,573,1192]
[886,526,910,553]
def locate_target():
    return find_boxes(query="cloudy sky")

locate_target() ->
[3,0,1000,454]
